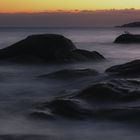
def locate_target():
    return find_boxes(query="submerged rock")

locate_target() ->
[71,49,105,61]
[39,69,99,80]
[91,107,140,122]
[31,104,140,122]
[31,99,91,119]
[31,78,140,120]
[114,33,140,43]
[0,34,105,63]
[73,79,140,103]
[106,60,140,76]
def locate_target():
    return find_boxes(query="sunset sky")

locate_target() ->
[1,0,140,13]
[0,1,140,27]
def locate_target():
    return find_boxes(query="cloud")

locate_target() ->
[0,9,140,27]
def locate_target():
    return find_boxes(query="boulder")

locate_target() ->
[106,60,140,76]
[71,49,105,61]
[114,33,140,43]
[0,34,105,63]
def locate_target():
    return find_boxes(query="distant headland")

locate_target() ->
[116,22,140,28]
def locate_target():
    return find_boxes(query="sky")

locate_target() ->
[1,0,140,13]
[0,1,140,27]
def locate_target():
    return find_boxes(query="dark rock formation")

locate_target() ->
[31,99,92,120]
[114,33,140,43]
[71,49,105,61]
[118,22,140,28]
[73,79,140,103]
[0,34,105,63]
[106,60,140,76]
[31,103,140,122]
[39,69,99,80]
[31,78,140,120]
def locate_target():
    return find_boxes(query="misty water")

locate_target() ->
[0,27,140,140]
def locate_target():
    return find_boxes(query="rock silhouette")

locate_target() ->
[114,33,140,43]
[118,22,140,28]
[31,78,140,120]
[0,34,105,63]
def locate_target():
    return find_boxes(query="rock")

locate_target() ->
[31,99,140,121]
[114,33,140,43]
[106,60,140,76]
[0,34,76,63]
[31,78,140,120]
[73,79,140,103]
[0,34,105,63]
[39,69,99,80]
[31,99,92,119]
[118,22,140,28]
[71,49,105,61]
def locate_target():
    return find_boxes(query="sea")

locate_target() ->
[0,27,140,140]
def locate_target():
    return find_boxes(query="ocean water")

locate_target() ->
[1,27,140,70]
[0,27,140,140]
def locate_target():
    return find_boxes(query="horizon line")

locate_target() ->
[0,8,139,14]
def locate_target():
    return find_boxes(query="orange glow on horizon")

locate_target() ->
[1,0,140,13]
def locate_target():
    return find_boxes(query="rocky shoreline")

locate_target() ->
[1,33,140,123]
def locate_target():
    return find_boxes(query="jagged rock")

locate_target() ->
[0,34,105,63]
[114,33,140,43]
